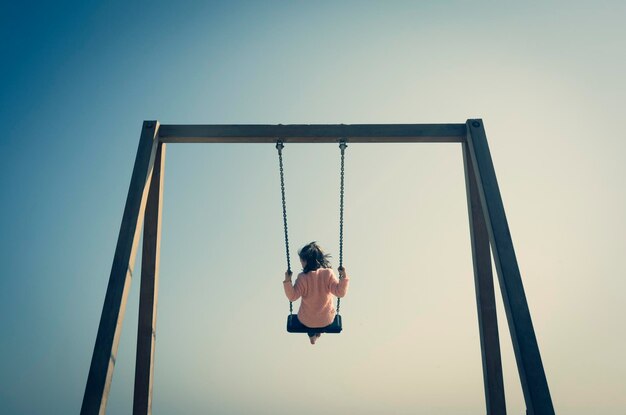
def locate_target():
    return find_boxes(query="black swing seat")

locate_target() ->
[287,314,342,334]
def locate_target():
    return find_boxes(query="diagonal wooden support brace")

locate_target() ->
[81,121,160,415]
[466,119,554,415]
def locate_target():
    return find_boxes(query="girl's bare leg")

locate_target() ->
[309,333,322,345]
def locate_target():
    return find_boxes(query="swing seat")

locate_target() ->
[287,314,342,334]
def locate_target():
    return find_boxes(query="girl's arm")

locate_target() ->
[283,272,305,301]
[328,267,349,298]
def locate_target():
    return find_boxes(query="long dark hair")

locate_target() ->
[299,241,332,273]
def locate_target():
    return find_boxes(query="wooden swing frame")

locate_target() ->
[80,120,554,415]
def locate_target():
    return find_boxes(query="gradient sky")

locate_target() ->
[1,1,625,414]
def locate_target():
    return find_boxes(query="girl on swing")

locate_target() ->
[283,242,350,345]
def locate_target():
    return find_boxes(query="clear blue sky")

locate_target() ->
[1,1,625,414]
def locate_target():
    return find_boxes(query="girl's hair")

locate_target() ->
[298,241,332,273]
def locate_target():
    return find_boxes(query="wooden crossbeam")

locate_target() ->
[158,123,466,143]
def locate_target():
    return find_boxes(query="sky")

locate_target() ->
[1,1,625,414]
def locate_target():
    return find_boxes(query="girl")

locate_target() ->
[283,241,350,345]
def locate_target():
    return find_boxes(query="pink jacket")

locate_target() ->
[283,268,349,328]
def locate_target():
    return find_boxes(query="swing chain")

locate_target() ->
[278,139,347,316]
[337,138,347,314]
[276,139,293,314]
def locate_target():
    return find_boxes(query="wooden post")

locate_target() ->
[466,119,554,415]
[463,142,506,414]
[133,142,165,414]
[81,121,160,415]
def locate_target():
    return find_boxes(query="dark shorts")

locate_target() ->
[292,315,328,337]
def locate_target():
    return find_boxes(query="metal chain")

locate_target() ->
[278,139,347,316]
[276,140,292,314]
[337,139,347,314]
